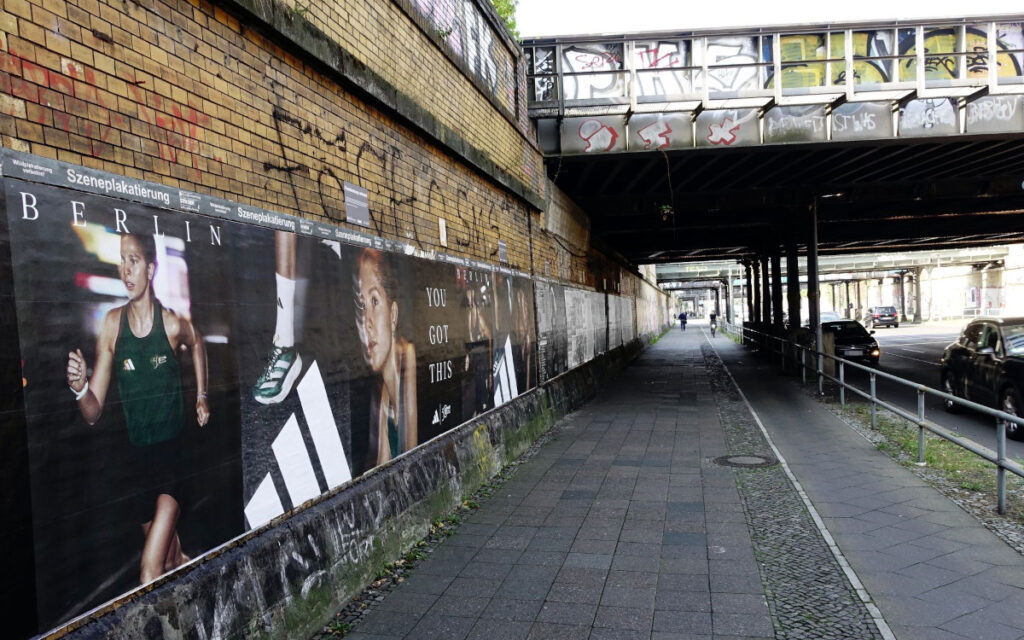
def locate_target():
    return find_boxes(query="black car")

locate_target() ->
[867,306,899,328]
[940,317,1024,440]
[823,320,880,365]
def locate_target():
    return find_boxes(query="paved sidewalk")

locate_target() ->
[342,326,1024,639]
[717,332,1024,640]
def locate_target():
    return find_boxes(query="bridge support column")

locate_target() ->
[771,249,784,330]
[913,267,922,323]
[786,242,801,330]
[898,273,907,322]
[808,200,822,389]
[761,253,771,328]
[751,260,761,324]
[724,274,734,324]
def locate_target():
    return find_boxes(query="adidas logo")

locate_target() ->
[243,361,352,529]
[122,358,135,371]
[432,403,452,425]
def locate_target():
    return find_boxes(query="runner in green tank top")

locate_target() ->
[66,233,210,586]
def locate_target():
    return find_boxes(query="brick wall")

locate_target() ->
[0,0,545,266]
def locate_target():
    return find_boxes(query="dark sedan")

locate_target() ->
[940,317,1024,440]
[823,320,880,365]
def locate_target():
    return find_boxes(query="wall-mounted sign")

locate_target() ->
[343,182,370,227]
[498,240,507,263]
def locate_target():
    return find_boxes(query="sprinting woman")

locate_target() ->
[66,232,209,585]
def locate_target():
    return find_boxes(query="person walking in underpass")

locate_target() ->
[678,310,687,331]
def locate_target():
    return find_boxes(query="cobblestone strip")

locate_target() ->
[704,345,885,640]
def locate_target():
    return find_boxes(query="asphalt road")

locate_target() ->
[836,320,1024,460]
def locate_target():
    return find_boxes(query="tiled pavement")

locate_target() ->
[343,325,1024,639]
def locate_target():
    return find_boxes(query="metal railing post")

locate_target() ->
[870,372,877,430]
[839,361,845,408]
[801,346,807,384]
[997,421,1007,515]
[817,351,823,395]
[917,389,926,466]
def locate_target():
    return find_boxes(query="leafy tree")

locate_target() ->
[491,0,519,39]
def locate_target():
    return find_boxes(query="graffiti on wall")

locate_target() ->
[764,105,827,143]
[537,22,1024,102]
[560,44,626,101]
[264,98,520,267]
[696,109,758,147]
[900,98,958,136]
[966,95,1024,133]
[560,116,626,154]
[628,112,693,151]
[833,101,892,140]
[410,0,516,111]
[634,40,692,97]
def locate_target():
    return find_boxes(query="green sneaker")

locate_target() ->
[253,347,302,405]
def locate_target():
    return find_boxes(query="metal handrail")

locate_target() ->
[719,320,1023,514]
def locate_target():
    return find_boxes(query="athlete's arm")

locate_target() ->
[401,340,417,451]
[167,310,210,427]
[67,309,118,424]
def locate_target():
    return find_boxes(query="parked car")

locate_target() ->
[801,311,842,327]
[822,320,880,365]
[940,317,1024,440]
[866,306,899,328]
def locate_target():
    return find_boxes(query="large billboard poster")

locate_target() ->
[0,154,545,635]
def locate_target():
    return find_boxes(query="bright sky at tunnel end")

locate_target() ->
[516,0,1024,38]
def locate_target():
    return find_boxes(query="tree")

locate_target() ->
[490,0,519,39]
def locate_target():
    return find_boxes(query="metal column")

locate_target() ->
[786,241,801,330]
[751,260,762,323]
[761,253,771,327]
[771,249,784,329]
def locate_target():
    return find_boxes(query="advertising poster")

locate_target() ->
[234,231,356,527]
[492,272,537,405]
[535,280,568,382]
[5,180,244,629]
[0,152,596,638]
[565,287,594,369]
[592,290,608,355]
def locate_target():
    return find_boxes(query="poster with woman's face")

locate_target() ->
[0,153,625,640]
[3,180,243,630]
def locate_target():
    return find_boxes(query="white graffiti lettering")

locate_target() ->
[833,112,877,133]
[967,97,1019,122]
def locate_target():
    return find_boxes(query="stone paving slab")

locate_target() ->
[715,332,1024,640]
[336,326,1024,639]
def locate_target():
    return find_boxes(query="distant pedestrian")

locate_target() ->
[678,311,687,331]
[709,311,717,337]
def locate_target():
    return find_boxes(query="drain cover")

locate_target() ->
[714,454,777,468]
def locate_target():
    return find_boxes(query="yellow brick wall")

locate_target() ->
[0,0,663,305]
[0,0,539,268]
[286,0,544,197]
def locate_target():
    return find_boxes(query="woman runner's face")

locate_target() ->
[358,257,394,373]
[120,235,152,301]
